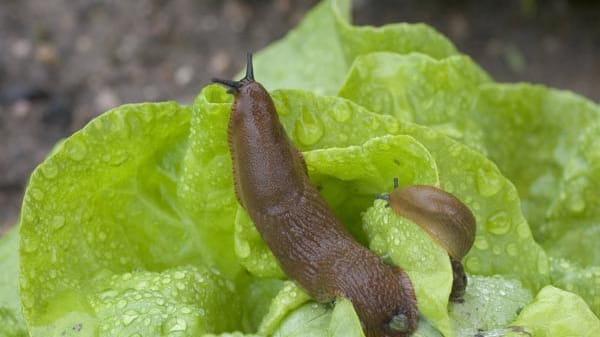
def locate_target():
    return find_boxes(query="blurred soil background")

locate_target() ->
[1,0,599,235]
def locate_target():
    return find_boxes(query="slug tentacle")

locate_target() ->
[212,52,255,93]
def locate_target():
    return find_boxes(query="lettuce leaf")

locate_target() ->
[363,200,453,337]
[550,257,600,318]
[0,227,28,337]
[267,298,364,337]
[510,286,600,337]
[251,0,350,94]
[7,0,600,336]
[338,52,490,153]
[473,84,600,237]
[545,123,600,264]
[19,102,244,336]
[449,275,532,335]
[253,0,457,95]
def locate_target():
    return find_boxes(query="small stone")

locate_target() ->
[95,88,120,112]
[36,43,59,65]
[11,39,32,58]
[208,51,231,74]
[174,66,194,86]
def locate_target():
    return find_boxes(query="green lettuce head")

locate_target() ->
[1,0,598,336]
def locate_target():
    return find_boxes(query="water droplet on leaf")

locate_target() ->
[329,105,351,122]
[236,239,250,258]
[465,256,481,272]
[384,117,400,134]
[485,211,511,235]
[41,162,58,179]
[506,243,518,256]
[294,108,324,146]
[22,236,40,253]
[474,236,489,250]
[163,318,187,332]
[51,215,65,230]
[122,310,139,326]
[66,140,88,161]
[30,188,44,201]
[476,168,502,197]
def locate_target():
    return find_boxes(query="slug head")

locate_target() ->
[366,265,418,337]
[340,253,418,337]
[211,52,275,123]
[386,185,476,261]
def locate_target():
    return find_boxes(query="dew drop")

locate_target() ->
[173,271,186,280]
[51,215,65,230]
[176,282,185,290]
[369,118,381,131]
[369,89,393,114]
[122,310,139,326]
[506,243,518,257]
[236,239,250,258]
[136,280,149,290]
[66,140,88,161]
[384,118,400,134]
[117,299,127,309]
[21,292,35,309]
[30,188,44,201]
[485,211,511,235]
[164,318,187,332]
[474,236,489,250]
[294,108,324,146]
[465,256,481,272]
[492,245,502,255]
[476,168,502,197]
[50,247,57,263]
[329,105,351,122]
[22,236,40,253]
[41,163,58,179]
[126,113,142,133]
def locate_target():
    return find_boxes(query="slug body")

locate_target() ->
[213,54,418,337]
[383,183,476,302]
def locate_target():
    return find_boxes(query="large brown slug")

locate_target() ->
[379,179,476,302]
[212,53,418,337]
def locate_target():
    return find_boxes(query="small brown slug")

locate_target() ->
[378,179,476,302]
[213,54,418,337]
